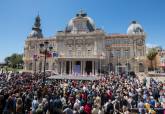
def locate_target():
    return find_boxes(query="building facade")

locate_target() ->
[23,11,147,75]
[159,50,165,72]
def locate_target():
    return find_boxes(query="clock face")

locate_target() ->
[67,40,73,45]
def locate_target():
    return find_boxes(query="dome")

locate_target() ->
[29,30,43,38]
[127,21,144,35]
[65,10,96,33]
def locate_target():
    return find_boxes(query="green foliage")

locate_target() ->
[147,48,158,61]
[147,48,158,70]
[4,53,23,68]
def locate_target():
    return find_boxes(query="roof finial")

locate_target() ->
[80,9,84,15]
[76,9,87,17]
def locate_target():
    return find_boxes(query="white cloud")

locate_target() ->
[146,43,158,48]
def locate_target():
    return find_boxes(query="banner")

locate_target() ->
[39,51,52,58]
[52,52,59,58]
[74,65,81,74]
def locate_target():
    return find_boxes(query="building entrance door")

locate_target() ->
[85,61,92,75]
[66,61,70,74]
[74,61,81,74]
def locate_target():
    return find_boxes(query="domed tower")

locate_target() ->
[127,21,147,73]
[65,10,96,33]
[127,21,144,35]
[28,15,43,38]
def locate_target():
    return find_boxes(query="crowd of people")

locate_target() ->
[0,71,165,114]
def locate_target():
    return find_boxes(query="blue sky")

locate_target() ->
[0,0,165,62]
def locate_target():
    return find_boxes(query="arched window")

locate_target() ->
[52,63,56,70]
[126,63,131,71]
[139,63,144,72]
[116,63,122,74]
[109,63,113,72]
[29,63,32,70]
[39,62,42,72]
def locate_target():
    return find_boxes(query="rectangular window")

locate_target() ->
[87,50,91,55]
[77,50,81,56]
[116,50,120,58]
[124,50,129,58]
[68,50,72,57]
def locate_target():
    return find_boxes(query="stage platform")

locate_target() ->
[48,74,100,81]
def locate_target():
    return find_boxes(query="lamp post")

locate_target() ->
[39,41,52,84]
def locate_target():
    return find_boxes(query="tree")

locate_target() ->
[4,53,23,68]
[4,56,11,66]
[147,48,158,71]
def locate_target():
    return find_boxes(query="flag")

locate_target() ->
[47,52,52,58]
[39,51,52,58]
[52,52,58,58]
[33,54,39,60]
[33,54,38,59]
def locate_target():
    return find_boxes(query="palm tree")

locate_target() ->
[147,48,158,71]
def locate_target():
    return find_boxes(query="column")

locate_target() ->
[61,61,63,75]
[61,61,62,74]
[58,61,60,74]
[63,61,64,74]
[64,61,66,74]
[60,61,62,74]
[72,61,74,75]
[56,61,58,74]
[42,60,44,72]
[96,60,98,75]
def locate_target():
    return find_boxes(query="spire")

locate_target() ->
[33,14,41,29]
[28,15,43,38]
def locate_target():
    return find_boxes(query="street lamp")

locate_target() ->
[39,41,52,84]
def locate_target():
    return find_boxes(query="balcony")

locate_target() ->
[58,53,101,59]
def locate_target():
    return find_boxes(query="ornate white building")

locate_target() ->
[23,11,147,75]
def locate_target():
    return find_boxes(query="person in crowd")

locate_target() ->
[0,71,164,114]
[16,97,23,114]
[32,96,39,114]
